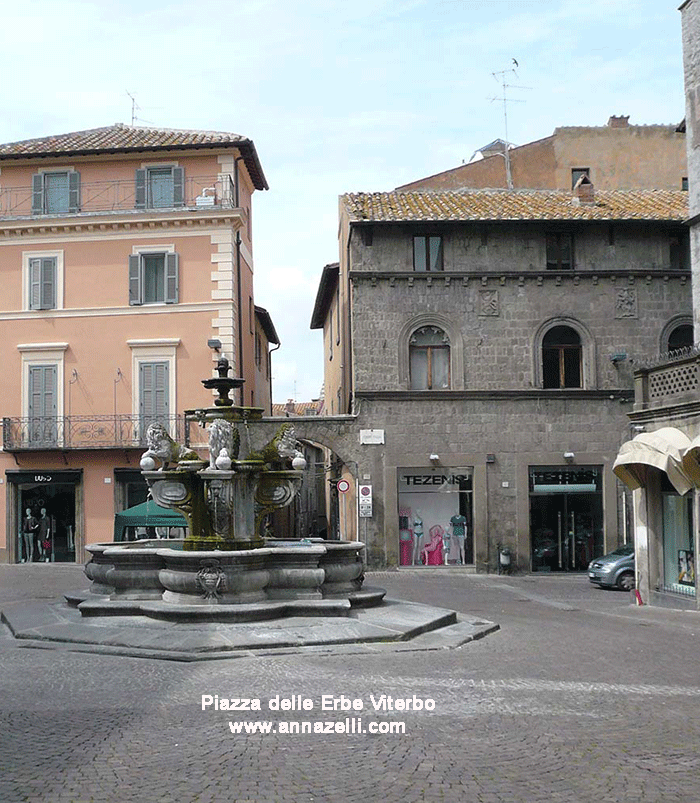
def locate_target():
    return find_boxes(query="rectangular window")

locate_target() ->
[31,171,80,215]
[546,233,573,270]
[255,332,262,368]
[28,364,58,445]
[571,168,590,189]
[135,166,184,209]
[670,234,690,271]
[413,235,443,272]
[129,252,179,305]
[28,257,57,310]
[139,361,169,435]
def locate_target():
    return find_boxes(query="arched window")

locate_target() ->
[409,326,450,390]
[542,325,582,388]
[667,323,694,353]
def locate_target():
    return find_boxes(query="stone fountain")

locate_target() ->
[77,358,384,621]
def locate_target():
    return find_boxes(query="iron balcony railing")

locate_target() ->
[2,415,187,451]
[0,175,237,219]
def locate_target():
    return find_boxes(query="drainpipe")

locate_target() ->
[268,341,281,415]
[234,156,245,405]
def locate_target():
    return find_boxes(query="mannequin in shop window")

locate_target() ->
[412,512,424,565]
[38,509,51,562]
[21,508,38,563]
[450,514,467,564]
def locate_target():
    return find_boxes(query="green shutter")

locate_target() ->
[165,253,179,304]
[28,364,57,444]
[31,174,44,215]
[139,362,169,425]
[135,169,146,209]
[29,258,42,309]
[40,258,56,309]
[129,255,142,305]
[68,171,80,213]
[173,167,184,207]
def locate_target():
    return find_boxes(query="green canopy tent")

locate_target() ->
[113,499,187,542]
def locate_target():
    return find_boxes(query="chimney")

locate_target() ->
[607,115,630,128]
[284,398,296,416]
[573,174,595,204]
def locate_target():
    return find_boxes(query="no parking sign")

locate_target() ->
[358,484,373,518]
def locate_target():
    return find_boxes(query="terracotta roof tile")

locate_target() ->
[0,124,268,189]
[342,189,688,222]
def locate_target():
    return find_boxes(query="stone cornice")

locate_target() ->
[0,208,244,239]
[356,389,634,402]
[349,269,690,286]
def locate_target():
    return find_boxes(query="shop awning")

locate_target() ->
[682,433,700,487]
[113,500,187,542]
[613,427,693,495]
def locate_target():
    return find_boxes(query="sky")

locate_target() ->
[0,0,686,403]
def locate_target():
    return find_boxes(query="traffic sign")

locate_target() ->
[337,479,351,494]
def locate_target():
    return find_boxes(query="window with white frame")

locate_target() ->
[135,166,184,209]
[18,342,68,446]
[31,171,80,215]
[129,251,179,305]
[128,339,179,439]
[23,251,64,311]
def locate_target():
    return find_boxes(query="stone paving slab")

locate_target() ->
[0,596,493,661]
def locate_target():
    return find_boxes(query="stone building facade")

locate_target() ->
[610,0,700,609]
[398,116,687,193]
[317,186,691,570]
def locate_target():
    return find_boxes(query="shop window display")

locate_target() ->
[529,466,603,572]
[17,480,76,563]
[397,468,473,566]
[661,477,695,596]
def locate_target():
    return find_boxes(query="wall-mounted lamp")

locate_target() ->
[429,453,440,464]
[207,338,222,352]
[563,451,575,461]
[631,424,646,433]
[610,353,627,364]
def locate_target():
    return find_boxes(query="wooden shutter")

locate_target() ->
[165,253,179,304]
[28,365,57,444]
[128,255,142,305]
[173,167,184,207]
[139,362,169,424]
[68,171,80,213]
[29,258,42,309]
[31,174,44,215]
[135,169,146,209]
[40,258,56,309]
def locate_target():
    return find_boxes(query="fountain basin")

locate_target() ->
[75,539,384,621]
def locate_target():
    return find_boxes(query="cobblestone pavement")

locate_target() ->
[1,564,699,803]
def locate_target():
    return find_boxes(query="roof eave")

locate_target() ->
[0,138,269,191]
[310,263,339,329]
[254,305,280,344]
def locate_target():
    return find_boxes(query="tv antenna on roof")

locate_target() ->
[487,63,530,190]
[126,90,141,126]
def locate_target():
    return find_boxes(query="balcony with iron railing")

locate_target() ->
[633,347,700,413]
[2,415,187,451]
[0,175,237,220]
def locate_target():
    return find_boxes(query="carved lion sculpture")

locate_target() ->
[249,423,302,468]
[208,418,240,469]
[141,423,200,470]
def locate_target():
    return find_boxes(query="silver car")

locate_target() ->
[588,544,635,591]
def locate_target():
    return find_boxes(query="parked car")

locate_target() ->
[588,544,635,591]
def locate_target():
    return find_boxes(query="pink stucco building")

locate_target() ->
[0,124,276,564]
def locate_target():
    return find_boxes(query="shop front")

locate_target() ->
[613,427,698,608]
[397,467,474,566]
[529,465,604,572]
[7,470,81,563]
